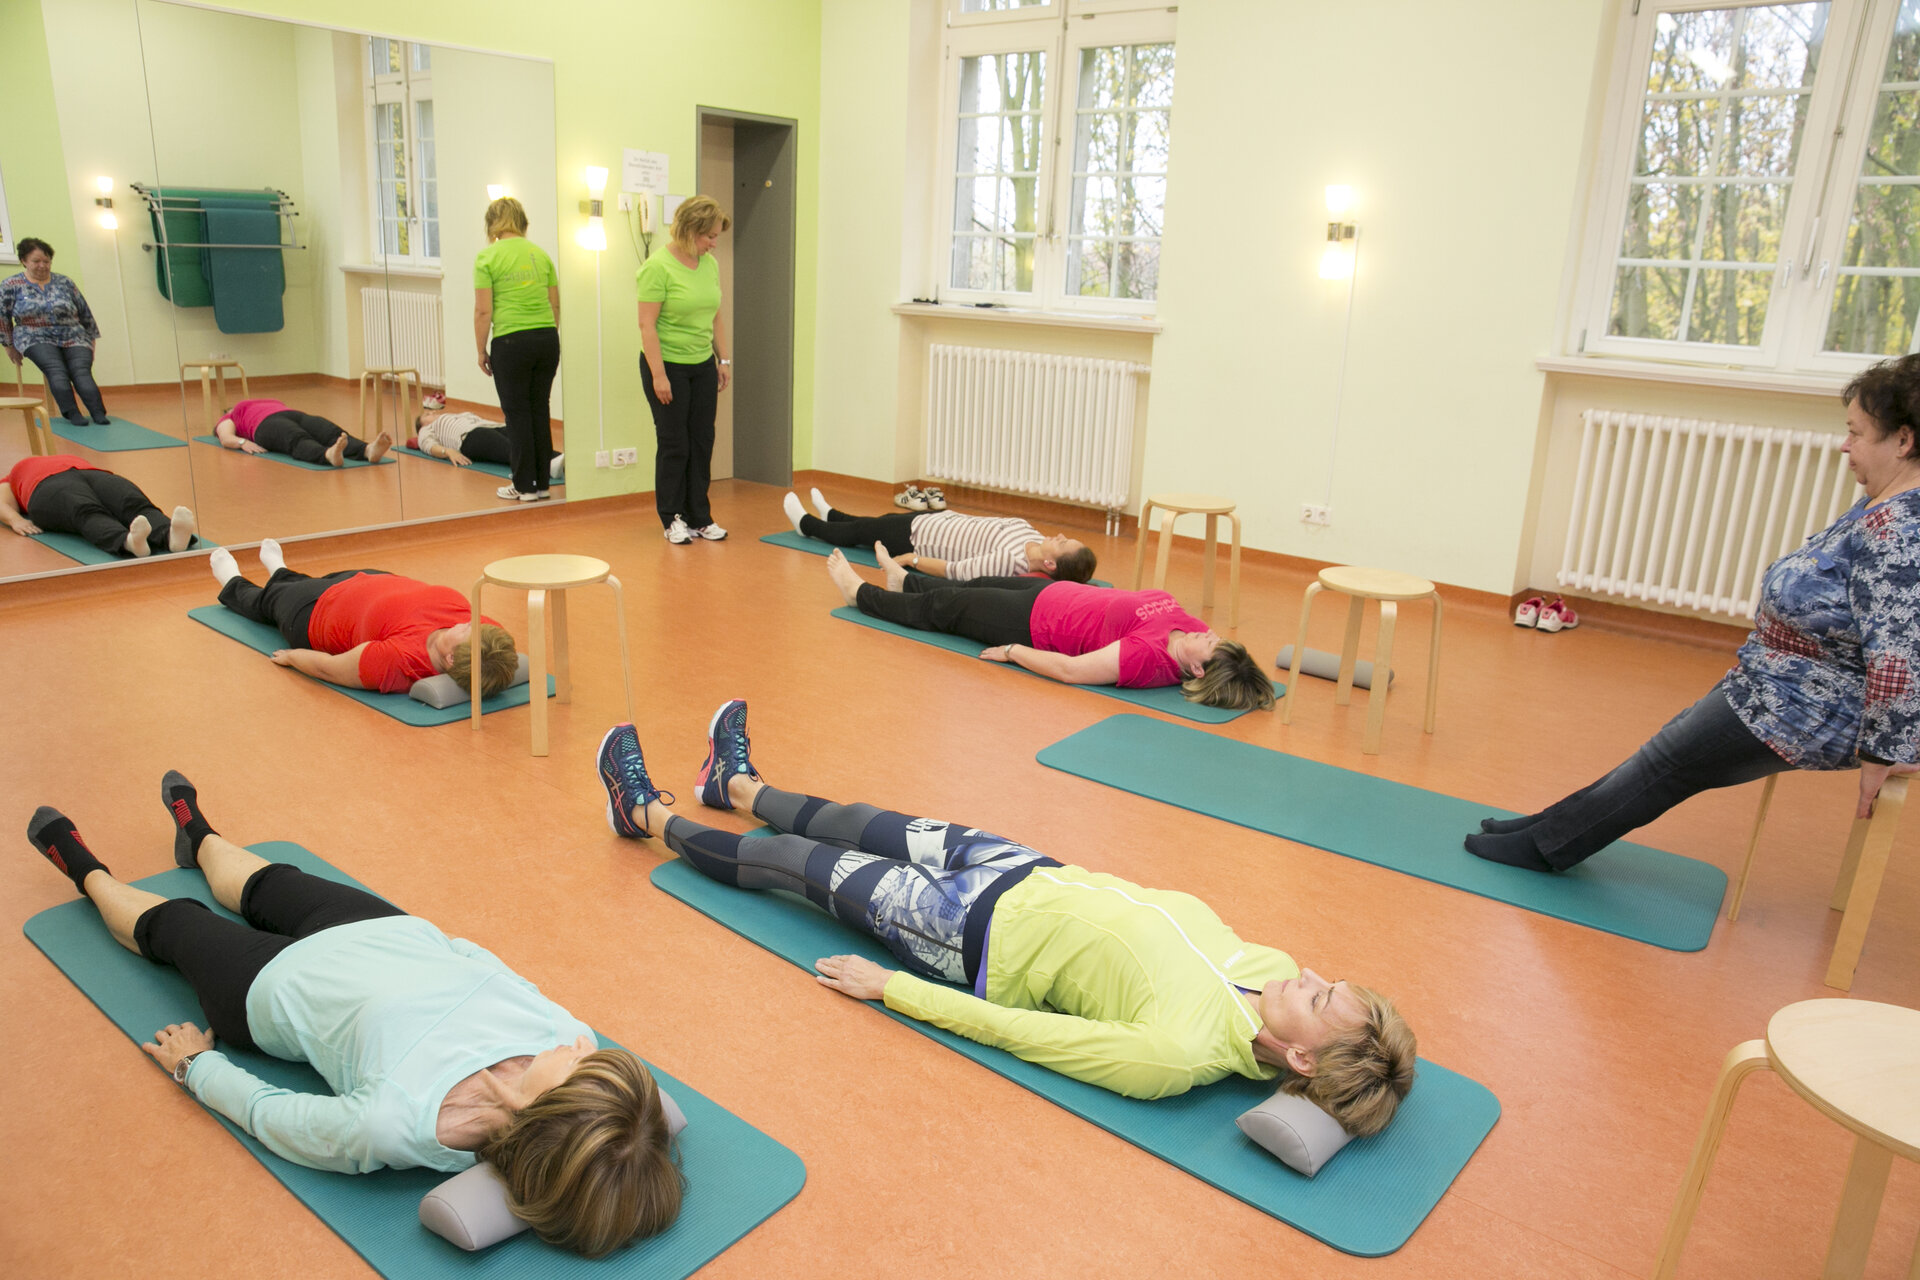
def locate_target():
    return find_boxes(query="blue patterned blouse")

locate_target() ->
[0,271,100,354]
[1722,487,1920,769]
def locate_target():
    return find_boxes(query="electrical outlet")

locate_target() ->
[617,193,633,212]
[1301,503,1332,526]
[595,450,610,468]
[612,447,638,466]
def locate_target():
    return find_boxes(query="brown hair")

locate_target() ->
[478,1049,683,1257]
[1181,640,1275,711]
[449,623,517,696]
[670,195,731,256]
[1047,545,1098,584]
[1277,985,1416,1138]
[1843,352,1920,459]
[485,196,530,241]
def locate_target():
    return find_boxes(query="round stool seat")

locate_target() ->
[1318,565,1435,602]
[1768,1000,1920,1162]
[482,554,611,591]
[0,396,41,409]
[1146,491,1235,515]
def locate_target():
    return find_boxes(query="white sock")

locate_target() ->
[168,506,197,554]
[125,515,153,558]
[259,538,286,575]
[783,492,807,534]
[810,487,832,520]
[209,547,240,586]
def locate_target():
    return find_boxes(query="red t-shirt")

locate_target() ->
[1028,583,1208,688]
[306,572,500,694]
[226,399,290,440]
[7,454,101,509]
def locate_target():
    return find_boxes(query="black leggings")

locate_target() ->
[24,342,107,423]
[134,863,406,1051]
[217,568,384,647]
[26,469,176,554]
[457,424,555,471]
[798,509,919,554]
[489,327,560,494]
[853,575,1050,646]
[254,411,368,464]
[643,355,719,528]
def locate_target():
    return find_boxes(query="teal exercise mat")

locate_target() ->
[194,436,396,469]
[652,856,1495,1256]
[761,530,1110,585]
[24,843,806,1279]
[831,606,1264,724]
[31,531,217,566]
[49,417,188,451]
[188,605,552,727]
[396,445,565,486]
[1037,715,1728,952]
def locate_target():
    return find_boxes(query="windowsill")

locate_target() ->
[890,302,1163,335]
[1536,354,1850,399]
[341,262,444,280]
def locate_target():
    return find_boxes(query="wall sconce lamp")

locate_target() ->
[486,184,507,201]
[1318,186,1357,280]
[576,166,608,252]
[94,175,118,231]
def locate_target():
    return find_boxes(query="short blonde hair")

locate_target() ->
[1278,985,1416,1137]
[1181,640,1275,711]
[670,195,731,255]
[479,1049,684,1257]
[485,196,529,241]
[449,624,518,696]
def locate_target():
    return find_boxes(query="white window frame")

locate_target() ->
[933,0,1177,314]
[362,37,438,269]
[1571,0,1920,374]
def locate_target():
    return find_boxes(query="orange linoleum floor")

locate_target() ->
[1,478,1916,1279]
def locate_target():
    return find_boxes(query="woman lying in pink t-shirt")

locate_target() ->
[826,548,1273,711]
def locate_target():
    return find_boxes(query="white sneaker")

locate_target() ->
[694,522,728,541]
[783,492,807,533]
[665,517,694,544]
[894,485,930,512]
[497,485,540,502]
[810,487,832,520]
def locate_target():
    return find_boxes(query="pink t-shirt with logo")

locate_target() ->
[1028,583,1207,688]
[225,399,290,440]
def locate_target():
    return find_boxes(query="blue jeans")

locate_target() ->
[24,342,108,424]
[1527,684,1790,869]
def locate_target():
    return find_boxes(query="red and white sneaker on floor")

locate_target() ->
[1513,595,1544,628]
[1536,598,1579,633]
[422,390,447,410]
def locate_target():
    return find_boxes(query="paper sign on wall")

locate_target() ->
[662,195,687,226]
[622,150,669,195]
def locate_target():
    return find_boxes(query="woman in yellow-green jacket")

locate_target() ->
[473,197,559,503]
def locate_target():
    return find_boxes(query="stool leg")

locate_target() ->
[1363,601,1397,755]
[358,374,370,438]
[215,369,227,417]
[1227,513,1242,630]
[1132,500,1154,589]
[237,365,249,399]
[528,589,549,757]
[1152,509,1176,592]
[1727,773,1778,923]
[1650,1040,1771,1280]
[32,407,52,456]
[469,580,486,729]
[1825,776,1906,990]
[201,368,214,436]
[1825,1137,1894,1279]
[1423,592,1442,734]
[550,588,573,703]
[607,575,636,725]
[1281,581,1321,725]
[1201,514,1218,612]
[1335,596,1364,706]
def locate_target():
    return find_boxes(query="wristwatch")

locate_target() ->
[173,1050,205,1086]
[718,357,732,366]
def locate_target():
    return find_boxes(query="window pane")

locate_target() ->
[1635,98,1720,177]
[951,51,1044,292]
[960,0,1047,9]
[411,43,432,72]
[1722,91,1815,175]
[1824,0,1920,353]
[1697,181,1786,262]
[1131,110,1171,173]
[1611,264,1690,339]
[1120,176,1165,238]
[1072,176,1117,236]
[1069,239,1112,297]
[1066,42,1174,302]
[1130,44,1175,108]
[1861,89,1920,178]
[1116,240,1159,299]
[1623,182,1706,260]
[1824,274,1920,356]
[1685,268,1773,342]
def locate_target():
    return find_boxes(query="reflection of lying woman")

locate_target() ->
[207,539,517,695]
[214,398,392,468]
[598,704,1414,1134]
[2,453,199,557]
[26,776,681,1256]
[413,406,563,483]
[826,547,1274,711]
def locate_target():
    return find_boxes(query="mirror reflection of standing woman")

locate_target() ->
[0,238,113,427]
[635,196,731,545]
[473,198,560,504]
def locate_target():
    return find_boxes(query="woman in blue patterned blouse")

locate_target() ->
[0,238,111,426]
[1467,352,1920,873]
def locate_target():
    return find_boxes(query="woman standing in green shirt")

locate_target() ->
[473,197,560,502]
[635,196,731,544]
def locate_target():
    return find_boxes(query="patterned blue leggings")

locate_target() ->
[664,786,1057,984]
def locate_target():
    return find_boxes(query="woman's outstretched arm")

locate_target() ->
[980,640,1122,686]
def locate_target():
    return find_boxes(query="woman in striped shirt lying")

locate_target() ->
[784,485,1096,583]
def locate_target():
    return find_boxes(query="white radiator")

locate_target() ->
[1558,410,1860,618]
[924,344,1142,513]
[359,287,444,387]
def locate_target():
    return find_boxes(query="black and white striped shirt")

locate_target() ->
[909,512,1040,581]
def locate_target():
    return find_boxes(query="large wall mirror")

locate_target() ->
[0,0,559,582]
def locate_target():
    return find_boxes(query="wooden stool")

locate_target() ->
[180,361,249,435]
[1652,999,1920,1280]
[470,555,634,757]
[1130,492,1242,628]
[359,367,420,440]
[1,396,53,457]
[1282,565,1441,755]
[1727,773,1908,990]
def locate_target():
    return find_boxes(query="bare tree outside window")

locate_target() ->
[1825,0,1920,354]
[951,51,1045,292]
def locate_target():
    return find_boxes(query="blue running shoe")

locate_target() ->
[598,723,672,838]
[696,699,761,809]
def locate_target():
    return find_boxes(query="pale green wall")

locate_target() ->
[0,0,82,397]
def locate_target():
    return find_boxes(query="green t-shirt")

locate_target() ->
[634,249,720,364]
[472,237,557,338]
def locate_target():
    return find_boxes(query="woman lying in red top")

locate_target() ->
[2,454,200,557]
[208,540,516,695]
